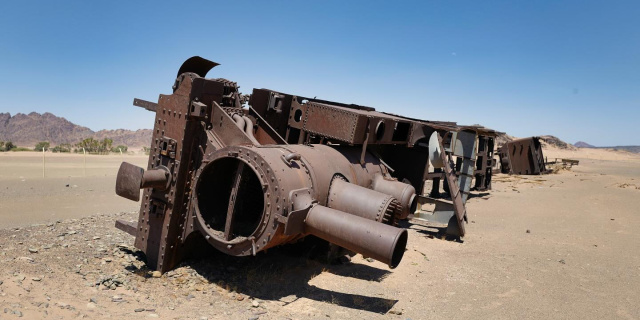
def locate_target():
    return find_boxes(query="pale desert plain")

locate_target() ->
[0,146,639,319]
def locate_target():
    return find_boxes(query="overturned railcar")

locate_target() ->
[115,57,474,272]
[498,136,547,175]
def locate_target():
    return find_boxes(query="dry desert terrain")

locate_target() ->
[0,147,639,319]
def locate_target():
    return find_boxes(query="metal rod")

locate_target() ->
[224,162,244,241]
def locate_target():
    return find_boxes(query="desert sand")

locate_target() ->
[0,147,639,319]
[0,152,148,228]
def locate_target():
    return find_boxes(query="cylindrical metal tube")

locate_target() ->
[232,114,245,130]
[371,174,416,220]
[141,167,170,189]
[241,115,260,145]
[304,205,408,268]
[282,144,388,205]
[330,146,387,188]
[192,144,409,265]
[242,116,253,134]
[328,179,399,225]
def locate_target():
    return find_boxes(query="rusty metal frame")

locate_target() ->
[114,56,495,272]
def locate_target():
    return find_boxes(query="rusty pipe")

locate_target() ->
[304,205,407,268]
[231,113,259,145]
[242,115,260,145]
[242,115,253,135]
[232,113,245,130]
[116,162,170,201]
[328,179,399,225]
[141,166,171,189]
[371,174,416,220]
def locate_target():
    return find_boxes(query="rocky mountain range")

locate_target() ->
[0,112,152,148]
[573,141,639,153]
[538,135,577,150]
[2,112,636,154]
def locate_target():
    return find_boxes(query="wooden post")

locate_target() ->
[42,147,45,178]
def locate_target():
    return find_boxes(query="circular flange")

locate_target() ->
[192,146,280,256]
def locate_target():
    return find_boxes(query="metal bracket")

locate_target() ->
[158,137,177,159]
[267,92,285,112]
[189,100,209,119]
[281,152,301,167]
[277,188,315,235]
[149,199,166,216]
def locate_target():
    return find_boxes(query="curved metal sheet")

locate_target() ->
[177,56,219,78]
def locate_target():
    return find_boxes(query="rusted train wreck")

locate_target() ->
[115,57,496,272]
[498,136,547,175]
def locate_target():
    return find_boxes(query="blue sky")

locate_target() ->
[1,1,638,146]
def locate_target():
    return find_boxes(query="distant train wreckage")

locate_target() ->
[115,57,544,273]
[498,137,548,175]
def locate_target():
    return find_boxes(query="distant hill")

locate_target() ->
[499,135,639,153]
[573,141,639,153]
[495,132,516,147]
[495,133,576,151]
[538,135,577,150]
[604,146,640,153]
[0,112,151,148]
[574,141,595,148]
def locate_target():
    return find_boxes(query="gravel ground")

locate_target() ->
[1,147,639,319]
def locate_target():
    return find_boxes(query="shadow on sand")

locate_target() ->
[174,238,398,314]
[467,192,491,200]
[399,219,465,243]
